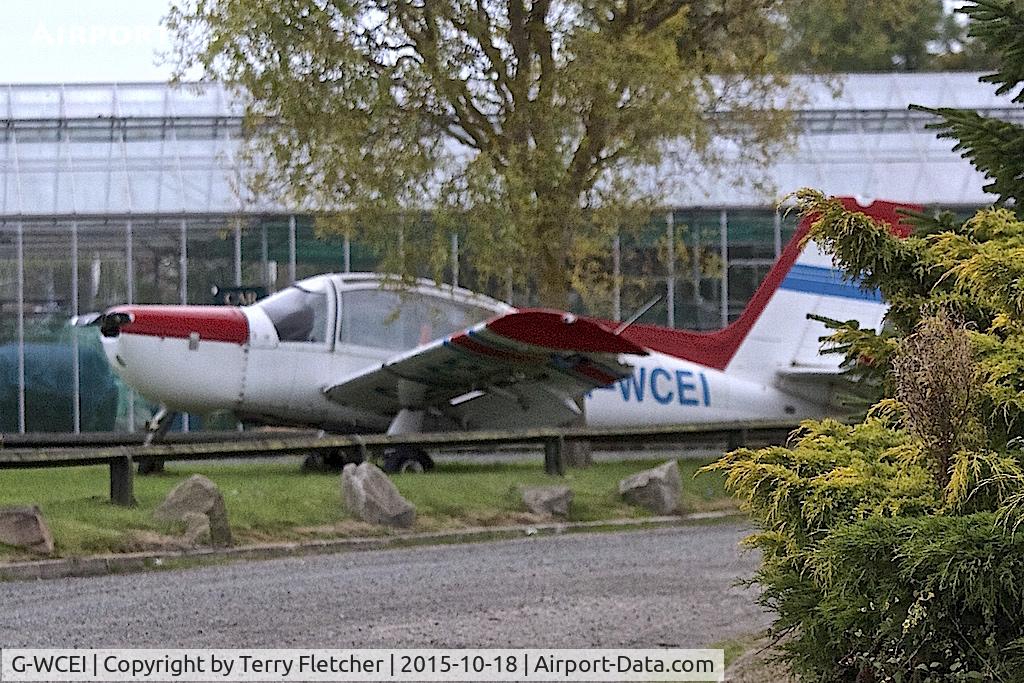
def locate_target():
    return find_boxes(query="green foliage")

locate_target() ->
[789,191,1024,442]
[709,419,941,538]
[780,0,945,72]
[807,514,1024,680]
[710,296,1024,680]
[724,191,1024,678]
[779,0,998,73]
[914,0,1024,206]
[166,0,795,307]
[713,20,1024,667]
[707,414,1024,679]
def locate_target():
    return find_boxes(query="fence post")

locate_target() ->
[727,428,749,451]
[544,436,565,476]
[110,455,136,506]
[352,435,374,464]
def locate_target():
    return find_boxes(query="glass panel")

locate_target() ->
[63,85,116,118]
[256,277,329,343]
[781,211,802,246]
[16,222,76,432]
[673,209,723,330]
[725,210,778,259]
[340,288,493,351]
[17,173,57,214]
[619,215,669,326]
[10,88,61,119]
[0,224,20,431]
[130,221,184,305]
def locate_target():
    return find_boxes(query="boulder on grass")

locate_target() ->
[341,463,416,528]
[519,485,573,518]
[181,511,211,546]
[154,474,233,547]
[0,505,54,554]
[618,460,681,515]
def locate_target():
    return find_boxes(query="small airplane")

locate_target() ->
[84,197,915,472]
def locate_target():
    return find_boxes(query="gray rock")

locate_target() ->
[618,460,682,515]
[519,485,573,518]
[181,512,211,546]
[0,506,54,554]
[154,474,233,547]
[341,463,416,528]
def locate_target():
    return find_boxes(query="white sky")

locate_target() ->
[0,1,976,85]
[0,0,174,83]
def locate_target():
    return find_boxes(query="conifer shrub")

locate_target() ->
[711,4,1024,674]
[705,197,1024,679]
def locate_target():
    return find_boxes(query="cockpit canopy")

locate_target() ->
[256,278,331,343]
[252,274,507,350]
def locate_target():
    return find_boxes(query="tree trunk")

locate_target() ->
[535,218,592,467]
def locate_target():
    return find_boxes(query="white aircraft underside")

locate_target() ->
[95,198,915,439]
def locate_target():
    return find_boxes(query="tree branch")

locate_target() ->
[392,2,503,160]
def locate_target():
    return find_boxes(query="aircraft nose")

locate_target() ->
[104,305,249,344]
[99,304,250,413]
[99,311,135,337]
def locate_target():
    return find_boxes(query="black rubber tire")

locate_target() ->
[382,446,435,473]
[137,457,166,475]
[302,449,361,473]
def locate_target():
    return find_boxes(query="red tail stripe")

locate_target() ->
[607,197,920,370]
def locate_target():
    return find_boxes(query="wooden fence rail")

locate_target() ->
[0,420,805,506]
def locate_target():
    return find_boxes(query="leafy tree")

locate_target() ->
[165,0,795,308]
[781,0,998,73]
[781,0,944,72]
[915,0,1024,205]
[931,10,1001,71]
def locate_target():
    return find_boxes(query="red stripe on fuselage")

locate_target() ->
[108,305,249,344]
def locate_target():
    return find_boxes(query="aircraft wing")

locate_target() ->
[323,310,648,430]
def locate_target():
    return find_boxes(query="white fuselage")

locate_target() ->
[102,316,828,433]
[586,351,826,426]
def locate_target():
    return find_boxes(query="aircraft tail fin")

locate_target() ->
[617,197,918,386]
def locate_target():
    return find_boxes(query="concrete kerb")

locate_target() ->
[0,510,742,582]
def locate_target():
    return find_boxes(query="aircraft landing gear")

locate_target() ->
[381,406,433,473]
[382,446,434,474]
[139,406,175,474]
[301,448,364,473]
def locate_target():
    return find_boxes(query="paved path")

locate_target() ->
[0,524,769,648]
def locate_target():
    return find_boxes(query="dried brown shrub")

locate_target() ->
[892,310,983,488]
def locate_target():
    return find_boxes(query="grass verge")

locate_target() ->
[0,458,733,560]
[718,634,795,682]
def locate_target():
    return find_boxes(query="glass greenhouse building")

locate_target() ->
[0,73,1017,432]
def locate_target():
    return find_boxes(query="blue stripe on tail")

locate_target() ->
[780,264,883,302]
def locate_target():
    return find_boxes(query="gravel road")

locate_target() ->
[0,523,769,648]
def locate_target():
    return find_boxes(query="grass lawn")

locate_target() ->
[0,458,733,560]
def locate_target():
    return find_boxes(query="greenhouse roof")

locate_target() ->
[0,73,1016,217]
